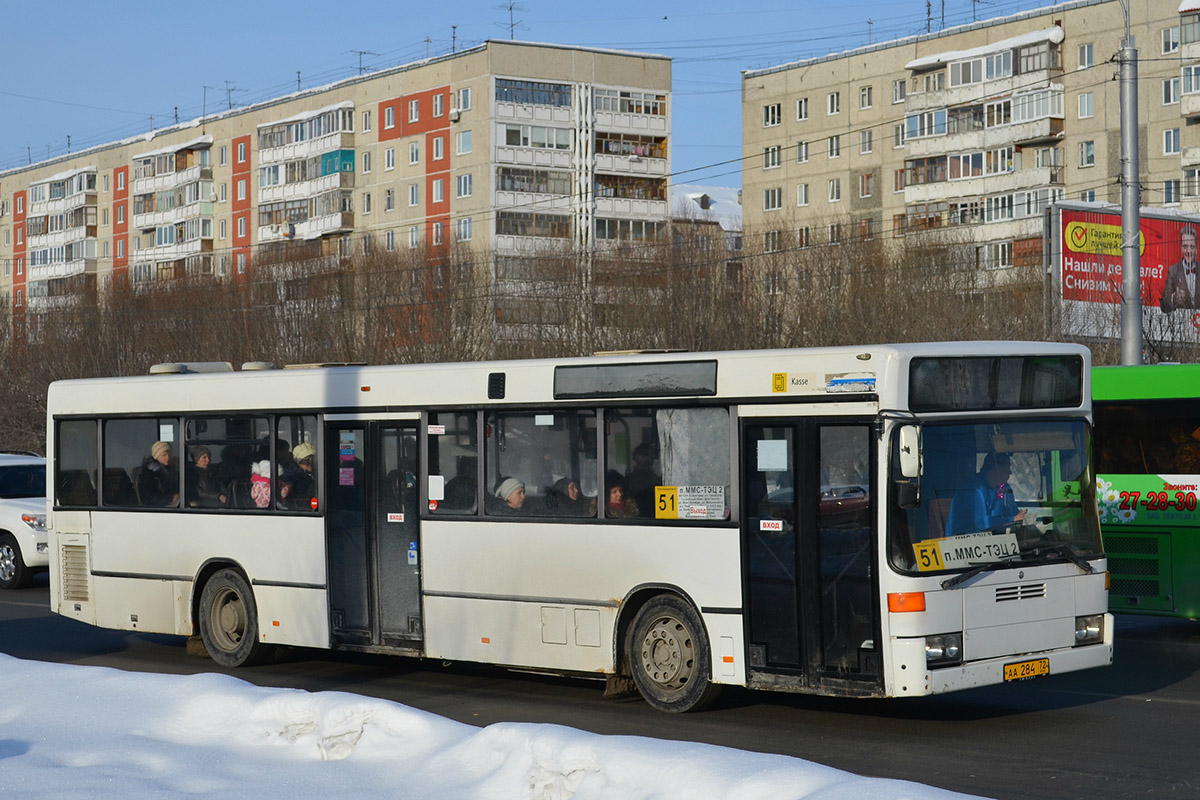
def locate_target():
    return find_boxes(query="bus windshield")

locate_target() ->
[889,420,1102,575]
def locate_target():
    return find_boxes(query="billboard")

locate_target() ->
[1054,202,1200,342]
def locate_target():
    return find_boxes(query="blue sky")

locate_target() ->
[0,0,1061,187]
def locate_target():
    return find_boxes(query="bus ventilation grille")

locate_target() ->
[1105,535,1159,555]
[995,583,1046,602]
[60,544,90,603]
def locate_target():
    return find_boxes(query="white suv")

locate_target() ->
[0,452,48,590]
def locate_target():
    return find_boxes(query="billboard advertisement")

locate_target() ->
[1054,202,1200,342]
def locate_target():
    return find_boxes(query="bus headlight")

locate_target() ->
[1074,614,1104,645]
[21,513,46,533]
[925,633,963,667]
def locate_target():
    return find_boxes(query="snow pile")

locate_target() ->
[0,654,989,799]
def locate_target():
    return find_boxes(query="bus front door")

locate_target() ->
[325,422,424,651]
[743,420,881,694]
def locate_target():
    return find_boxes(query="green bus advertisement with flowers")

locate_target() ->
[1094,364,1200,618]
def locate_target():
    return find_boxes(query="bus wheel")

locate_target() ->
[0,534,32,590]
[199,569,271,667]
[627,595,721,713]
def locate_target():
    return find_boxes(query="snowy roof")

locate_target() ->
[1181,1,1200,13]
[30,165,96,186]
[258,100,355,129]
[131,134,214,161]
[671,183,742,232]
[905,26,1064,71]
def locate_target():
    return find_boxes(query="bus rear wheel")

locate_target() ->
[199,569,271,667]
[627,595,721,713]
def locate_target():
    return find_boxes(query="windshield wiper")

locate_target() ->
[940,553,1021,590]
[1025,540,1096,574]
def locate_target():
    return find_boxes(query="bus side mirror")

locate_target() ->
[898,425,921,478]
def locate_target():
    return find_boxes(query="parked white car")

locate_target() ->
[0,452,48,589]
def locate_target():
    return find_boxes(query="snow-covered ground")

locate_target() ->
[0,654,990,799]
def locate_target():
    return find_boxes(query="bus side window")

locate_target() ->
[104,417,179,508]
[485,410,597,518]
[57,419,98,507]
[429,412,478,515]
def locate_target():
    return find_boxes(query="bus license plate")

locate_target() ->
[1003,658,1049,681]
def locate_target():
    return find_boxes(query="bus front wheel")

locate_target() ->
[627,595,721,713]
[199,569,271,667]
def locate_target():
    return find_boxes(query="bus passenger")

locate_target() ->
[548,477,590,515]
[946,453,1024,536]
[626,443,661,518]
[493,477,526,513]
[187,446,227,508]
[279,442,316,509]
[138,441,179,507]
[591,471,640,518]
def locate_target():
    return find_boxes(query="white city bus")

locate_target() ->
[46,343,1111,711]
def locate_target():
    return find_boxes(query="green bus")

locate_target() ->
[1093,364,1200,618]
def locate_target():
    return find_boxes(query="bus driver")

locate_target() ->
[947,452,1025,536]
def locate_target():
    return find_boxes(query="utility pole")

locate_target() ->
[1118,0,1142,365]
[867,18,872,44]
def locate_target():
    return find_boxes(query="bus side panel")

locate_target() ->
[253,586,331,649]
[421,520,743,676]
[423,596,615,672]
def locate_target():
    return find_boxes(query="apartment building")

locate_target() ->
[0,40,670,340]
[742,0,1190,280]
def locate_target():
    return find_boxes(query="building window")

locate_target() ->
[828,178,841,202]
[385,148,395,170]
[219,146,227,166]
[429,222,442,246]
[409,226,420,248]
[363,193,372,214]
[408,99,419,122]
[457,173,473,197]
[860,130,873,154]
[797,183,809,206]
[763,146,781,169]
[797,97,808,120]
[1164,26,1180,54]
[409,184,419,206]
[386,230,395,251]
[220,219,227,239]
[828,135,841,158]
[455,87,472,111]
[859,173,873,198]
[894,124,906,148]
[385,189,395,211]
[457,130,473,155]
[764,187,782,211]
[434,136,444,160]
[827,91,840,115]
[1078,92,1094,118]
[457,217,473,241]
[1165,77,1181,105]
[363,110,372,132]
[1166,128,1181,155]
[892,79,906,104]
[237,179,247,201]
[829,223,842,244]
[763,231,780,253]
[978,241,1013,269]
[116,174,124,192]
[894,169,906,192]
[1165,180,1182,204]
[1079,141,1095,167]
[1078,43,1093,69]
[236,252,246,273]
[362,151,372,173]
[1186,168,1200,197]
[237,142,246,163]
[238,216,246,237]
[796,140,808,162]
[797,226,810,248]
[410,141,420,164]
[859,85,873,109]
[117,205,124,223]
[433,93,444,117]
[433,179,444,203]
[763,103,781,127]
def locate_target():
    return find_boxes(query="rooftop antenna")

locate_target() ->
[351,50,378,75]
[26,145,31,165]
[66,135,71,154]
[425,37,432,58]
[296,71,301,92]
[203,85,216,133]
[174,106,179,124]
[224,80,246,109]
[494,2,528,40]
[452,25,457,52]
[867,18,872,44]
[926,0,932,33]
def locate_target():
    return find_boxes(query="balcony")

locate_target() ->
[904,117,1062,158]
[277,212,354,241]
[904,166,1062,204]
[258,131,355,166]
[495,145,573,169]
[495,191,574,211]
[594,152,667,175]
[495,101,572,125]
[258,170,354,204]
[1182,92,1200,119]
[28,256,97,283]
[594,197,667,217]
[904,69,1059,113]
[595,110,668,135]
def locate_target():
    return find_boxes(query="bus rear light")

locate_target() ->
[1074,614,1104,645]
[888,592,926,612]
